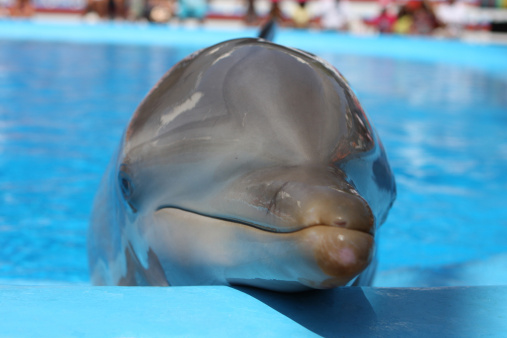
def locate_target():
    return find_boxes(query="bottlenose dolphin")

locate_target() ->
[88,37,396,291]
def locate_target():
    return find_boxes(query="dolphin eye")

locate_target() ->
[118,170,133,200]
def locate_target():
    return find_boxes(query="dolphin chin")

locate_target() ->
[148,208,374,291]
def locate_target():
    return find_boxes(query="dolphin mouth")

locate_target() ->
[155,205,373,236]
[155,205,296,233]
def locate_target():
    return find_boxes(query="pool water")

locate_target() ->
[0,29,506,287]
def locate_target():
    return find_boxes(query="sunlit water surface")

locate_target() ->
[0,39,506,286]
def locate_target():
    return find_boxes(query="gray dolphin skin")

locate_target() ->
[88,38,396,291]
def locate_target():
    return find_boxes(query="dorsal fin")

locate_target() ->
[258,19,277,42]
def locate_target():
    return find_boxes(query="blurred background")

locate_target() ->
[0,0,506,288]
[1,0,507,39]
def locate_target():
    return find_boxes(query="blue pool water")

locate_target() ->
[0,22,506,287]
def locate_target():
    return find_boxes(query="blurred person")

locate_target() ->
[0,4,9,16]
[437,0,468,37]
[412,0,441,34]
[268,0,283,22]
[83,0,108,19]
[319,0,350,31]
[109,0,127,19]
[128,0,146,20]
[244,0,258,25]
[145,0,174,22]
[371,6,397,33]
[83,0,126,19]
[177,0,207,22]
[393,0,440,35]
[292,0,310,28]
[393,3,414,34]
[9,0,34,17]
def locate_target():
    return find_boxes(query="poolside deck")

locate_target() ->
[1,285,506,337]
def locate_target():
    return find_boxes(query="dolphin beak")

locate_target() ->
[293,225,374,289]
[148,207,374,291]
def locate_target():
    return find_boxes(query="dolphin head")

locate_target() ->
[92,38,396,291]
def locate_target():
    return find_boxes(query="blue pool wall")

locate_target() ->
[1,19,507,77]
